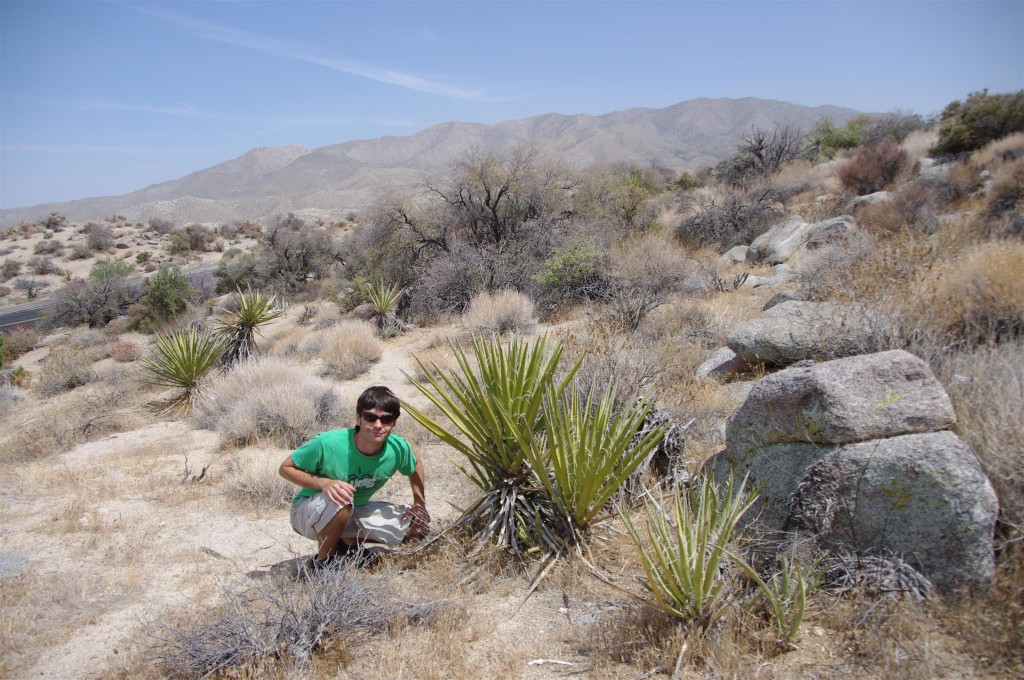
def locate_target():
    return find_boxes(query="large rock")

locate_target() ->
[695,346,745,380]
[726,300,874,366]
[708,431,998,591]
[747,215,857,265]
[707,349,997,591]
[726,349,956,456]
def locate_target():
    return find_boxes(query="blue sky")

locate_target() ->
[1,1,1021,210]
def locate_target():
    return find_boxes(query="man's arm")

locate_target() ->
[279,454,356,506]
[404,456,430,537]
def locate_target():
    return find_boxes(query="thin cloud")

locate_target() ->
[140,7,486,101]
[77,98,205,117]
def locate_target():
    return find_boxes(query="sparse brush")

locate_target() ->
[147,565,403,678]
[138,328,227,407]
[108,340,141,363]
[622,473,757,628]
[224,450,295,508]
[193,357,343,448]
[214,287,285,365]
[461,289,538,336]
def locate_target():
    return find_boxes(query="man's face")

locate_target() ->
[358,408,396,445]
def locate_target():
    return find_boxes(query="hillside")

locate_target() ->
[0,97,861,229]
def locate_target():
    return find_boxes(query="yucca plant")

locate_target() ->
[513,382,668,547]
[139,328,228,407]
[736,554,823,646]
[359,279,405,337]
[622,473,757,627]
[215,287,285,365]
[401,335,579,559]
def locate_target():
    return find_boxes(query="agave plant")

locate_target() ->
[513,382,668,545]
[736,554,823,646]
[139,327,228,407]
[622,473,757,627]
[402,335,579,559]
[215,287,285,365]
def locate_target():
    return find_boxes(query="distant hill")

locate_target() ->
[0,97,863,228]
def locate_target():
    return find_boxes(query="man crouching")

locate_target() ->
[279,385,430,568]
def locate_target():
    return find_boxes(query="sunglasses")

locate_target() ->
[360,411,396,425]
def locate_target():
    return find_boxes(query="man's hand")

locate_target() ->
[320,478,356,507]
[404,504,431,539]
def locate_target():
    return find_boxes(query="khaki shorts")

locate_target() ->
[290,493,411,546]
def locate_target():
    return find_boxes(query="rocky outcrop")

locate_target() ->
[726,300,875,366]
[747,215,857,265]
[707,350,999,591]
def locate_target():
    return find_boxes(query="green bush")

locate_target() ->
[534,238,607,309]
[811,117,866,158]
[932,90,1024,156]
[129,265,194,331]
[90,257,133,281]
[1,259,21,282]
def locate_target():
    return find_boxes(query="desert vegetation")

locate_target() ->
[1,90,1022,679]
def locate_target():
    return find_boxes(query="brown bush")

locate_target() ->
[855,182,941,233]
[2,326,38,360]
[985,158,1024,216]
[839,140,910,195]
[319,320,383,380]
[109,340,141,363]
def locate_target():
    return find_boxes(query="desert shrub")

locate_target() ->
[1,259,21,282]
[932,90,1024,156]
[676,187,782,249]
[168,224,215,254]
[406,245,483,320]
[28,256,56,275]
[91,257,133,281]
[560,323,667,410]
[193,357,344,447]
[941,340,1024,536]
[35,345,96,396]
[714,124,808,187]
[85,223,114,251]
[970,131,1024,170]
[47,272,138,329]
[461,289,538,336]
[533,237,608,312]
[2,327,38,360]
[927,162,983,203]
[135,251,151,264]
[906,241,1024,347]
[674,171,703,191]
[319,320,383,380]
[856,182,941,233]
[147,566,402,678]
[13,278,46,300]
[839,140,909,195]
[224,449,295,508]
[33,239,63,256]
[66,243,92,260]
[109,340,141,362]
[42,212,66,230]
[147,217,175,235]
[985,158,1024,217]
[601,233,700,332]
[68,328,109,354]
[128,265,194,331]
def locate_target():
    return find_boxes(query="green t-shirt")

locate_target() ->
[289,429,417,506]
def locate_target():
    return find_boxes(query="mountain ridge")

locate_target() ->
[0,97,863,228]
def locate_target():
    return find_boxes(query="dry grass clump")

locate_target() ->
[970,131,1024,170]
[193,357,344,448]
[941,339,1024,533]
[34,345,97,396]
[985,158,1024,217]
[319,319,383,380]
[223,448,294,509]
[146,566,409,678]
[461,288,538,336]
[906,241,1024,346]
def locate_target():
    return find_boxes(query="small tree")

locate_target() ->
[13,278,46,300]
[931,90,1024,156]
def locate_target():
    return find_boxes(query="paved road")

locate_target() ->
[0,263,219,332]
[0,300,52,331]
